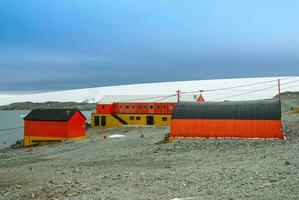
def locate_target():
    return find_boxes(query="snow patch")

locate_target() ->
[109,134,126,138]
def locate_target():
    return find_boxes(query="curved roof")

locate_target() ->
[172,99,281,120]
[24,109,86,121]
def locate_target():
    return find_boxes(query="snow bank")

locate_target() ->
[1,76,298,106]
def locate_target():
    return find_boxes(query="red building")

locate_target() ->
[24,109,86,146]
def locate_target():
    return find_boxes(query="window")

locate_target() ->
[126,105,129,109]
[132,105,135,109]
[101,116,106,126]
[130,116,134,120]
[163,105,166,109]
[136,116,141,120]
[150,105,153,109]
[94,116,100,126]
[157,106,160,109]
[102,105,105,109]
[162,117,168,121]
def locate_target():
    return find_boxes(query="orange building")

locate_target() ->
[92,102,176,128]
[24,109,86,146]
[170,99,284,139]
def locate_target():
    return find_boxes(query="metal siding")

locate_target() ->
[172,99,280,120]
[171,119,283,139]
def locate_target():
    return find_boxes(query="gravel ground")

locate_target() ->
[0,112,298,200]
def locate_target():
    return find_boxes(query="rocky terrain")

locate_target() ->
[276,91,299,112]
[0,110,298,200]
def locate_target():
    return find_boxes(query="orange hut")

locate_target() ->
[170,99,284,139]
[24,109,86,146]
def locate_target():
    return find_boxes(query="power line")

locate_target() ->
[179,77,299,101]
[210,84,278,101]
[0,126,24,132]
[94,77,299,103]
[215,81,299,101]
[154,94,177,102]
[280,79,299,86]
[223,79,299,94]
[0,127,24,138]
[99,94,176,103]
[281,84,299,91]
[0,127,24,132]
[181,77,294,94]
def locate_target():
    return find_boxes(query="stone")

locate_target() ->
[72,168,80,173]
[285,161,291,165]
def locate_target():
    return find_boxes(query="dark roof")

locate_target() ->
[172,99,281,120]
[24,109,86,121]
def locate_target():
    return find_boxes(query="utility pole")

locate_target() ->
[277,78,285,140]
[176,89,181,102]
[278,78,281,101]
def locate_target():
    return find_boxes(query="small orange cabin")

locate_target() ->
[171,99,284,139]
[24,109,86,146]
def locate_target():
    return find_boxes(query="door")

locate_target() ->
[146,116,154,125]
[101,116,106,127]
[94,116,100,126]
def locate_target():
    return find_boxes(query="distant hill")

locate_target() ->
[0,101,96,111]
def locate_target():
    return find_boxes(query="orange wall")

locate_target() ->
[67,111,86,138]
[24,120,68,138]
[101,102,176,114]
[170,119,283,139]
[96,104,114,114]
[24,111,86,139]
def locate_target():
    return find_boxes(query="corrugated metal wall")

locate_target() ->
[171,99,283,139]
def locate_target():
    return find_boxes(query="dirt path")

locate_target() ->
[0,114,298,200]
